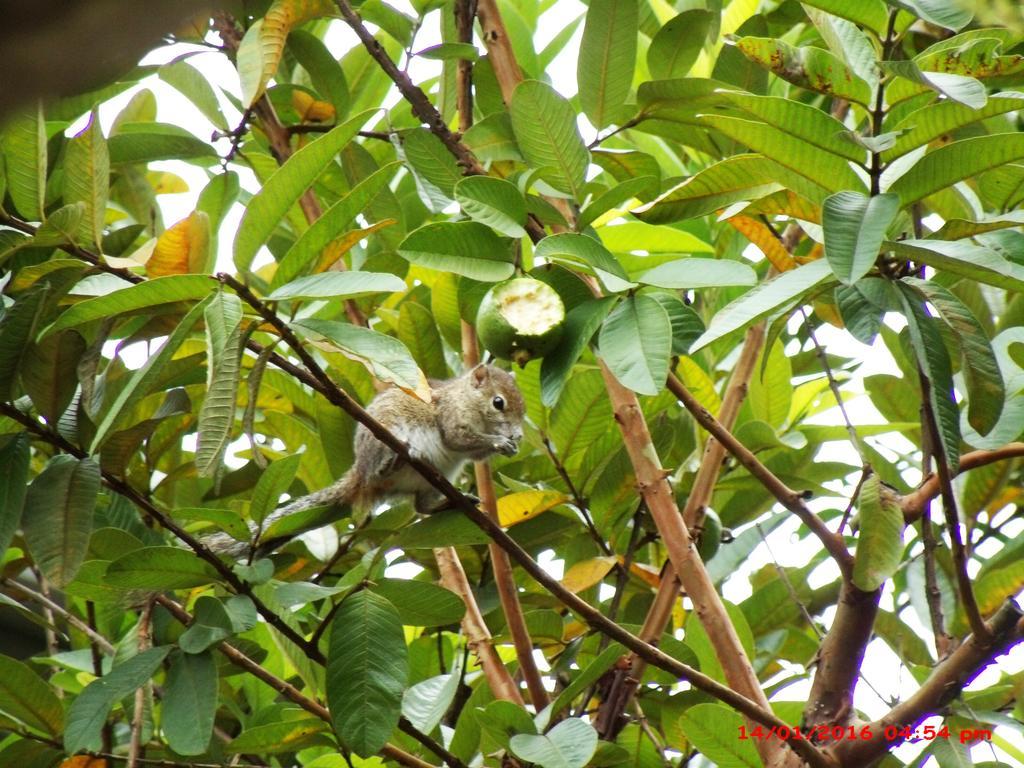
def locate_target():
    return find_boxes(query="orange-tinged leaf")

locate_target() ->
[61,758,107,768]
[561,556,616,594]
[238,0,337,107]
[292,90,336,123]
[795,242,823,265]
[728,215,797,272]
[813,298,844,328]
[312,219,398,274]
[622,559,661,589]
[496,490,568,527]
[147,211,211,277]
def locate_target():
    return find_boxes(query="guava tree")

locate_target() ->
[0,1,1023,768]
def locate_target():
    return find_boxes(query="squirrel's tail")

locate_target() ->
[203,470,362,558]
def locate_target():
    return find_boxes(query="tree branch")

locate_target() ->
[666,373,854,576]
[832,599,1024,767]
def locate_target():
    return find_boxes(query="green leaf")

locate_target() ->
[29,203,85,248]
[46,274,215,334]
[179,595,257,653]
[62,110,109,248]
[371,579,465,627]
[891,0,973,30]
[801,0,890,35]
[398,221,514,282]
[159,58,226,128]
[886,93,1024,162]
[737,36,873,105]
[463,113,523,162]
[162,649,217,755]
[541,298,615,407]
[888,134,1024,207]
[598,221,711,253]
[394,509,491,548]
[0,654,64,735]
[107,123,218,164]
[196,291,243,476]
[533,233,635,292]
[578,0,638,129]
[852,475,905,591]
[598,295,672,395]
[650,293,706,355]
[748,340,792,429]
[701,114,866,193]
[648,10,713,80]
[398,301,447,380]
[637,258,756,290]
[0,284,48,400]
[822,191,900,284]
[718,90,864,163]
[510,719,598,768]
[227,718,329,754]
[1,104,46,220]
[577,176,659,229]
[402,659,462,735]
[633,154,785,224]
[0,435,29,556]
[691,260,834,352]
[678,704,761,768]
[64,646,171,753]
[402,128,462,205]
[251,453,301,525]
[510,80,590,199]
[805,8,880,93]
[835,278,890,344]
[90,294,212,452]
[234,110,374,272]
[455,176,528,238]
[327,591,408,756]
[896,285,961,472]
[292,319,421,391]
[105,546,219,589]
[273,162,400,289]
[902,277,1004,436]
[886,239,1024,293]
[883,59,986,108]
[416,42,479,60]
[23,455,99,587]
[269,271,406,301]
[21,330,87,423]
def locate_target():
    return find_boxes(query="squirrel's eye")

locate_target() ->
[492,395,505,411]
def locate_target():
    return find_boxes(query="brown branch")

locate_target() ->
[666,373,854,576]
[917,369,988,641]
[803,582,882,731]
[0,402,325,663]
[832,599,1024,767]
[454,0,476,133]
[127,599,154,768]
[920,499,953,657]
[901,443,1024,523]
[153,595,436,768]
[596,323,766,738]
[434,545,524,706]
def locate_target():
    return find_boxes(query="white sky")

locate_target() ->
[70,2,1024,763]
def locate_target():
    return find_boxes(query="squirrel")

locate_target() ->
[205,363,525,558]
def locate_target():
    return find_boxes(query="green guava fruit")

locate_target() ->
[476,277,566,365]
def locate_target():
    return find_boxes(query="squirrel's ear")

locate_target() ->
[471,364,489,388]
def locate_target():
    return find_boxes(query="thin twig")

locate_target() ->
[127,599,154,768]
[1,577,115,654]
[799,307,865,463]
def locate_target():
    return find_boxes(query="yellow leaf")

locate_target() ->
[561,556,616,594]
[496,490,568,527]
[147,211,211,277]
[147,171,189,195]
[292,90,336,123]
[728,214,797,272]
[312,220,398,274]
[676,357,721,417]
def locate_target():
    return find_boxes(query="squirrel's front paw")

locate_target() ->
[494,436,519,456]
